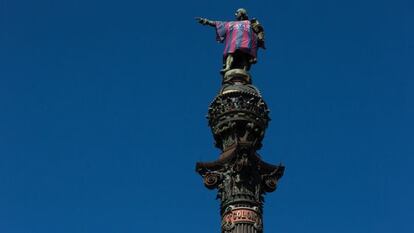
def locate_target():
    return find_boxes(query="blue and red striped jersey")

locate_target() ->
[215,20,260,58]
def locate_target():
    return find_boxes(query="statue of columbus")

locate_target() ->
[196,8,265,74]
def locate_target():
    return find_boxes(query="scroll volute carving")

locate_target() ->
[203,172,222,189]
[263,176,278,193]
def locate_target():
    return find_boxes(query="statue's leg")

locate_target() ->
[226,54,234,70]
[221,54,234,74]
[242,55,250,71]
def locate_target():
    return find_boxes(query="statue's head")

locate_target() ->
[235,8,248,20]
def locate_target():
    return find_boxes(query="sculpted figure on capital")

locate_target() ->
[196,8,266,74]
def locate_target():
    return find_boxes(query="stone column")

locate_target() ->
[196,70,284,233]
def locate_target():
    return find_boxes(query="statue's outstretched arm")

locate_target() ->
[195,17,215,27]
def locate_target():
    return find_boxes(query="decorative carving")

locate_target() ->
[196,77,284,233]
[196,142,284,233]
[208,88,270,151]
[203,172,222,189]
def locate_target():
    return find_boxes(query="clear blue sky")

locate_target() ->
[1,0,413,232]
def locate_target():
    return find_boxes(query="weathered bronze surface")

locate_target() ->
[196,9,284,233]
[196,8,266,75]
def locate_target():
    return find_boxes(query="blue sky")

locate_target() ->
[1,0,413,232]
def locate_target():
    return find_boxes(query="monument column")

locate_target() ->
[196,71,284,233]
[195,9,284,233]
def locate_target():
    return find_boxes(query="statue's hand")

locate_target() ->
[195,17,215,27]
[195,17,207,25]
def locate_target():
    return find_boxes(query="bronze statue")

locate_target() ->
[196,8,265,75]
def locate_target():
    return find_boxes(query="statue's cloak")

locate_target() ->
[215,20,258,58]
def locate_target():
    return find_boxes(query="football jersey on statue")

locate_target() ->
[215,20,258,58]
